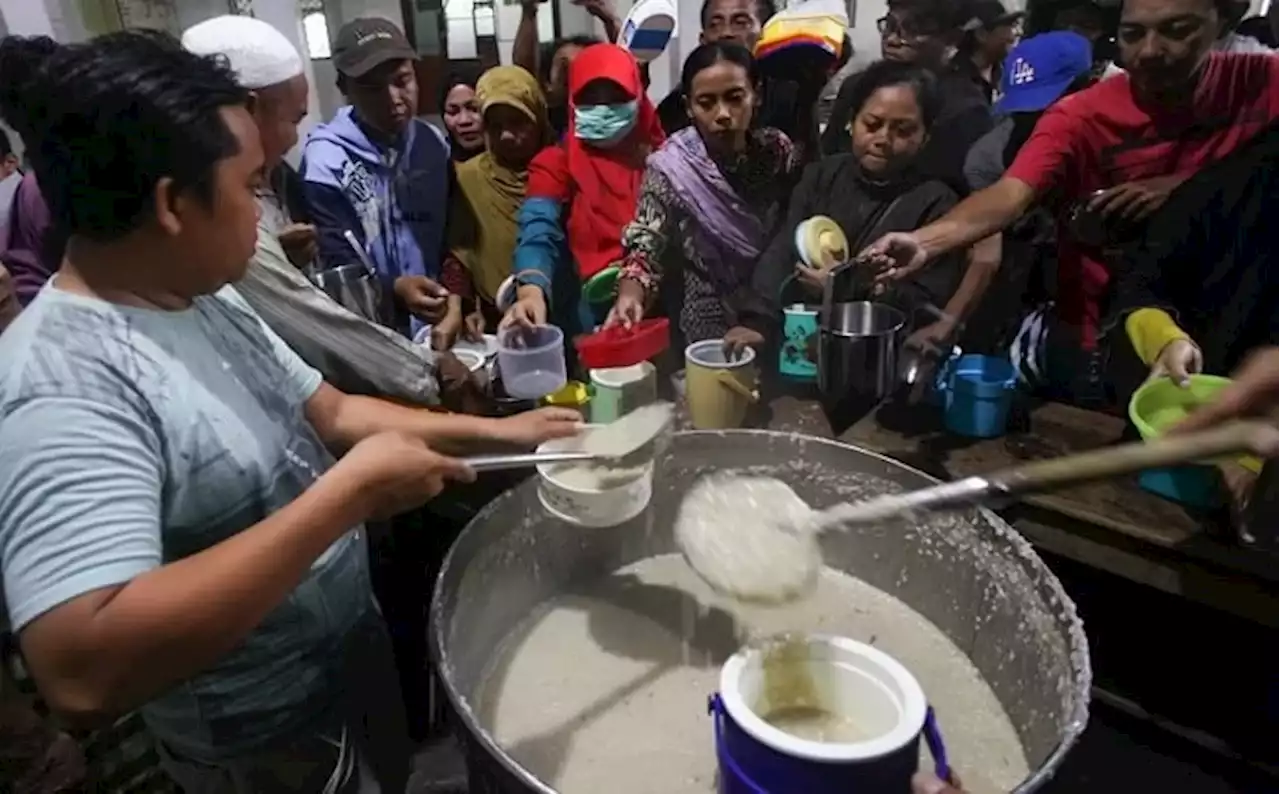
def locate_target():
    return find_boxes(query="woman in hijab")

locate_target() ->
[502,43,665,337]
[440,73,485,162]
[435,66,553,349]
[739,60,964,340]
[607,42,797,356]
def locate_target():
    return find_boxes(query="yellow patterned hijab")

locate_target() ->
[450,66,552,301]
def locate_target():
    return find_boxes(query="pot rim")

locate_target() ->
[429,429,1092,794]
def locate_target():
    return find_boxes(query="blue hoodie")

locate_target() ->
[301,107,450,301]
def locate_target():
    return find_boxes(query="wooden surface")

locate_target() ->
[844,401,1205,546]
[739,395,1278,626]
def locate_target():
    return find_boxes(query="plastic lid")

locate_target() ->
[795,216,848,269]
[575,318,670,370]
[582,266,621,305]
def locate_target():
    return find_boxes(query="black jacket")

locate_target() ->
[741,153,965,338]
[1106,122,1278,375]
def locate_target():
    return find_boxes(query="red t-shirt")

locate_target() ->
[1006,52,1279,348]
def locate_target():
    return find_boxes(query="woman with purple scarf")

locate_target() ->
[607,42,797,355]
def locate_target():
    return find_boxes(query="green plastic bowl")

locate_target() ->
[1129,374,1261,472]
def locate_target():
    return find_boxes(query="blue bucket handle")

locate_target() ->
[708,694,952,790]
[924,706,950,783]
[933,347,964,395]
[935,351,1019,395]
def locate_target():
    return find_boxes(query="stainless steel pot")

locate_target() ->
[430,430,1091,794]
[818,300,907,401]
[310,264,386,324]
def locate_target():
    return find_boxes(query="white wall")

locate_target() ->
[175,0,235,31]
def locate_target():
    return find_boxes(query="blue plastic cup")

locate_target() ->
[941,354,1017,439]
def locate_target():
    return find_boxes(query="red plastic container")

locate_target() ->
[575,318,671,369]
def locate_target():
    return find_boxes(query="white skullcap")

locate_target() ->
[182,15,304,90]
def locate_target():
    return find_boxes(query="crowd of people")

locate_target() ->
[0,0,1275,790]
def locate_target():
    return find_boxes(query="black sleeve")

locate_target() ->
[898,185,964,312]
[919,104,995,197]
[736,160,824,338]
[1101,195,1203,339]
[303,180,365,270]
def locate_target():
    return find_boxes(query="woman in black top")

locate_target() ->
[741,60,965,340]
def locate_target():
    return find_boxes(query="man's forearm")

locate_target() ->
[22,468,371,724]
[940,234,1001,324]
[315,387,501,451]
[512,5,539,75]
[916,179,1032,262]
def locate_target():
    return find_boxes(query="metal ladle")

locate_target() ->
[680,420,1276,604]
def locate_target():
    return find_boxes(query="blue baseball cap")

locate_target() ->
[995,31,1093,115]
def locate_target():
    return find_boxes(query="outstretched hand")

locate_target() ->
[858,231,929,284]
[1172,346,1279,457]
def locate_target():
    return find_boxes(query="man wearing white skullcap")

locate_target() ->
[183,15,309,176]
[182,15,474,413]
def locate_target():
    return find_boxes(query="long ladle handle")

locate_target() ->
[987,420,1273,497]
[465,450,601,473]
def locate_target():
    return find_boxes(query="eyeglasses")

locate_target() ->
[876,14,938,41]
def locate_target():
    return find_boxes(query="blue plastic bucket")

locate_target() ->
[1137,466,1223,509]
[940,354,1017,439]
[710,635,948,794]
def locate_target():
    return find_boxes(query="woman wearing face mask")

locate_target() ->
[440,73,485,162]
[740,60,964,341]
[502,43,665,337]
[606,42,797,358]
[435,66,554,350]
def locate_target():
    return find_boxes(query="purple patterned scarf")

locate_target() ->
[648,127,766,291]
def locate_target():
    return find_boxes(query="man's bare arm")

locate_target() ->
[941,233,1002,324]
[512,1,540,76]
[916,178,1037,261]
[19,464,372,726]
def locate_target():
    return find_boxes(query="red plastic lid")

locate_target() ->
[575,318,671,370]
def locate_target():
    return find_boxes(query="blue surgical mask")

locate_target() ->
[573,101,639,146]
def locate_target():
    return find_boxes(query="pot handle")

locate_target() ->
[717,372,760,402]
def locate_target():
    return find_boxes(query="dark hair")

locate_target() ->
[0,32,248,243]
[699,0,779,29]
[680,41,758,97]
[843,60,941,130]
[439,70,478,111]
[539,35,599,84]
[0,128,11,159]
[1235,15,1278,48]
[886,0,967,36]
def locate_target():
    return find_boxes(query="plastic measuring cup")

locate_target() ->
[497,325,568,400]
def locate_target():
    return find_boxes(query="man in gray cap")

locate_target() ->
[184,14,474,410]
[303,18,455,338]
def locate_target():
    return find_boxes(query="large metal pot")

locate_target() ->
[430,431,1091,794]
[818,301,907,400]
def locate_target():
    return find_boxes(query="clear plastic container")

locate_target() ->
[497,325,567,399]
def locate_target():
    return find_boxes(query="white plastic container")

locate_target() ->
[617,0,677,63]
[497,324,567,399]
[719,634,927,763]
[535,426,653,528]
